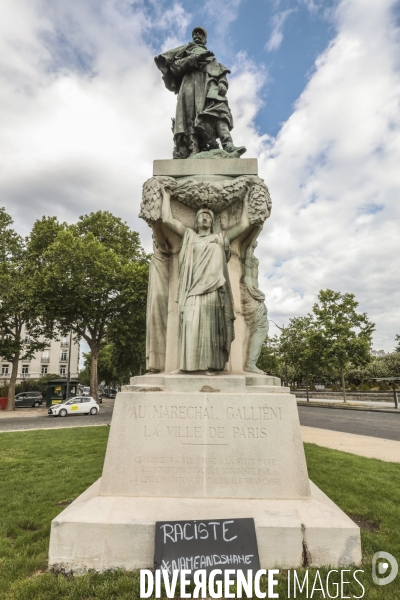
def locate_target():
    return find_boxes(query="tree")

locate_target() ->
[395,334,400,353]
[80,343,134,388]
[279,315,326,401]
[312,290,375,402]
[256,336,282,377]
[0,208,48,410]
[30,211,148,400]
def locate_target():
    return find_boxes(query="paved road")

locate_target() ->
[298,405,400,441]
[0,409,113,432]
[2,404,400,442]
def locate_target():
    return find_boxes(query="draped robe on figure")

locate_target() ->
[146,243,170,371]
[154,43,233,157]
[177,229,235,371]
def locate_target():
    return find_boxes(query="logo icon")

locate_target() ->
[372,552,398,586]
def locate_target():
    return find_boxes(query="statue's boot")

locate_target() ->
[187,134,200,157]
[217,122,246,155]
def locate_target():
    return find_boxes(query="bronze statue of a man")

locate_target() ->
[155,27,246,159]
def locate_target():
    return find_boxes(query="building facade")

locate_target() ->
[1,329,79,383]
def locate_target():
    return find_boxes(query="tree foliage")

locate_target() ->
[29,211,149,398]
[80,340,143,388]
[278,315,326,400]
[256,336,281,377]
[0,208,49,409]
[256,289,376,398]
[312,290,375,400]
[347,352,400,383]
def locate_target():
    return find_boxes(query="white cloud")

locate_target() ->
[203,0,242,40]
[0,0,185,248]
[0,0,399,354]
[228,52,271,154]
[258,0,400,350]
[266,9,296,52]
[149,1,192,51]
[300,0,320,14]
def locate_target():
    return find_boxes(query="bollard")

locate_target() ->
[392,381,398,409]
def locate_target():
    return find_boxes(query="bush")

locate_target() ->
[14,373,61,396]
[378,381,391,391]
[359,382,370,391]
[0,381,9,396]
[349,383,358,391]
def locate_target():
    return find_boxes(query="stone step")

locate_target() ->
[164,375,246,392]
[245,375,281,387]
[122,384,165,392]
[247,385,288,394]
[130,374,284,393]
[49,479,361,572]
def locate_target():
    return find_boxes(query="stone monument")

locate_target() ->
[154,26,246,159]
[49,28,361,572]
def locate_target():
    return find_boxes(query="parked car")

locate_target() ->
[48,396,100,417]
[15,392,43,408]
[82,386,91,396]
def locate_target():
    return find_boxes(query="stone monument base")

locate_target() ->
[49,375,361,571]
[49,479,361,572]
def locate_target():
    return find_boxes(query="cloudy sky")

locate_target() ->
[1,0,400,352]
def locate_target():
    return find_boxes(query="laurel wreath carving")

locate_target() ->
[139,176,272,225]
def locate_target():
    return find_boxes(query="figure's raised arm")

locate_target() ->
[161,187,186,238]
[226,187,251,242]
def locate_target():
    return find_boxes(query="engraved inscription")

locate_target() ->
[226,406,282,420]
[232,427,267,438]
[128,401,286,492]
[152,405,219,419]
[130,455,281,487]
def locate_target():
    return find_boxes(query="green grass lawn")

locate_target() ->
[0,426,399,599]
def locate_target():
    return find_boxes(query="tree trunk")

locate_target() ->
[90,347,99,400]
[6,355,19,411]
[306,375,309,402]
[341,365,346,403]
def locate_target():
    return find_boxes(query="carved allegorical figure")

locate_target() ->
[241,239,269,374]
[161,187,251,372]
[139,176,272,374]
[146,238,170,372]
[154,27,246,159]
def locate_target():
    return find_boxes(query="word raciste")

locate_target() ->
[154,518,260,580]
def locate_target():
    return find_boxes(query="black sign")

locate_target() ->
[154,518,260,579]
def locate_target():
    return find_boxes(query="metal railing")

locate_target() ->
[41,357,50,363]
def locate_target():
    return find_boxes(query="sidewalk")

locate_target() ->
[297,396,399,413]
[301,426,400,463]
[0,407,48,418]
[0,398,115,418]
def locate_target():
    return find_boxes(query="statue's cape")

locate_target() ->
[154,43,230,94]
